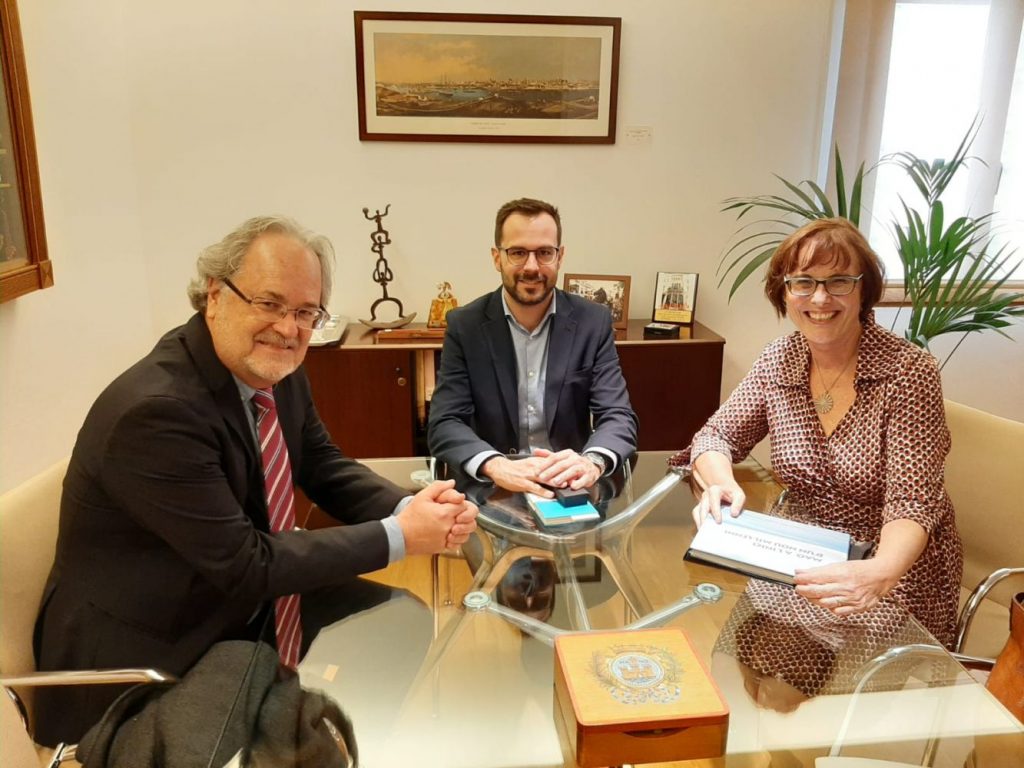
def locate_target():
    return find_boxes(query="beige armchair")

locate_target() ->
[0,460,173,767]
[943,400,1024,659]
[812,401,1024,768]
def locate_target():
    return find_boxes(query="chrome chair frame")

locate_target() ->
[1,668,176,766]
[953,567,1024,656]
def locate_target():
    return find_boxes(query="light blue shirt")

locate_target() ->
[234,376,408,562]
[465,292,616,480]
[507,290,556,454]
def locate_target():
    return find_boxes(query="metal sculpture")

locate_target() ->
[359,204,415,328]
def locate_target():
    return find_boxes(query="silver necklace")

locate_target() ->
[812,354,856,414]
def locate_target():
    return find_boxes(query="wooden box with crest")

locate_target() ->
[553,627,729,767]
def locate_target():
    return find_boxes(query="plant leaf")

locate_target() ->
[728,248,776,300]
[835,146,847,220]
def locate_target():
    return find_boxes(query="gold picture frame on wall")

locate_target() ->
[354,11,621,144]
[0,0,51,303]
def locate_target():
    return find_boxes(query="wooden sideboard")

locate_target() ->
[302,319,725,459]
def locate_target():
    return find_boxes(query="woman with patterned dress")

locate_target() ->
[673,218,963,648]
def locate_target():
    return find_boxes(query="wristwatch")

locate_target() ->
[583,451,608,476]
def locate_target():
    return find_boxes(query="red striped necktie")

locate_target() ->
[252,387,302,669]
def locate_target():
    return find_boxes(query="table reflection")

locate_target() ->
[451,454,690,634]
[713,580,956,712]
[282,452,1024,768]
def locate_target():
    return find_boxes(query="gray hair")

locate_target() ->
[187,215,335,311]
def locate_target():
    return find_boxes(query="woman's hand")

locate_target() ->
[692,481,746,528]
[691,451,745,527]
[793,558,899,616]
[795,518,926,615]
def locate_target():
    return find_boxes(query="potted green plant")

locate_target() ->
[718,123,1023,368]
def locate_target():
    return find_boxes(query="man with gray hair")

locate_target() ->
[33,215,478,746]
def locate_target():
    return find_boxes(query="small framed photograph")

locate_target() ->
[652,272,698,325]
[563,273,630,329]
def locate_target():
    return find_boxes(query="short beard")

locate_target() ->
[504,274,553,307]
[242,355,300,386]
[244,332,303,384]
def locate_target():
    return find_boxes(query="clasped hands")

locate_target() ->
[397,479,478,556]
[481,448,601,497]
[694,481,892,617]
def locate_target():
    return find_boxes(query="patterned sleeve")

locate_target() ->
[670,350,771,470]
[881,350,950,534]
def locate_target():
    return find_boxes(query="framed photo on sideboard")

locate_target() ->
[652,272,698,325]
[563,273,630,329]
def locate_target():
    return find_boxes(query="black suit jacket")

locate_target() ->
[33,313,407,745]
[427,288,637,481]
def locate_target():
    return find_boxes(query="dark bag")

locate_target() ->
[987,591,1024,723]
[77,641,356,767]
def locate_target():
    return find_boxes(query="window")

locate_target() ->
[852,0,1024,281]
[992,25,1024,264]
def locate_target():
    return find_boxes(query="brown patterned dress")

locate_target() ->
[673,317,963,648]
[712,580,941,699]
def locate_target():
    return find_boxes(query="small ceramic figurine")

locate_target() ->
[427,281,458,328]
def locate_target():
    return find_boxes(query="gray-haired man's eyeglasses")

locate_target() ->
[222,278,328,330]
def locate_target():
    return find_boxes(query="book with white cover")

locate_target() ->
[685,508,853,585]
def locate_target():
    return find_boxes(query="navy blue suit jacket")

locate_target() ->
[427,288,637,480]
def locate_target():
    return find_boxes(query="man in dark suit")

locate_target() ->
[33,215,477,746]
[428,198,637,496]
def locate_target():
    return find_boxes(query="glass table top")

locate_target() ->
[281,452,1023,767]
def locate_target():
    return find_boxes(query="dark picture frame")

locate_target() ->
[0,0,51,303]
[652,272,698,325]
[354,11,621,143]
[563,273,630,329]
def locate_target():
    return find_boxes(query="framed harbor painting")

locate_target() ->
[354,12,621,143]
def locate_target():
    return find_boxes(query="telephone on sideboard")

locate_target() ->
[309,315,348,347]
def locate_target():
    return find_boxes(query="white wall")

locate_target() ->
[0,2,153,492]
[1,0,1019,493]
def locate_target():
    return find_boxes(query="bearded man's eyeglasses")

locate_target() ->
[498,247,561,266]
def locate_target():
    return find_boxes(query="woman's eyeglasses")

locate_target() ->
[784,274,863,297]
